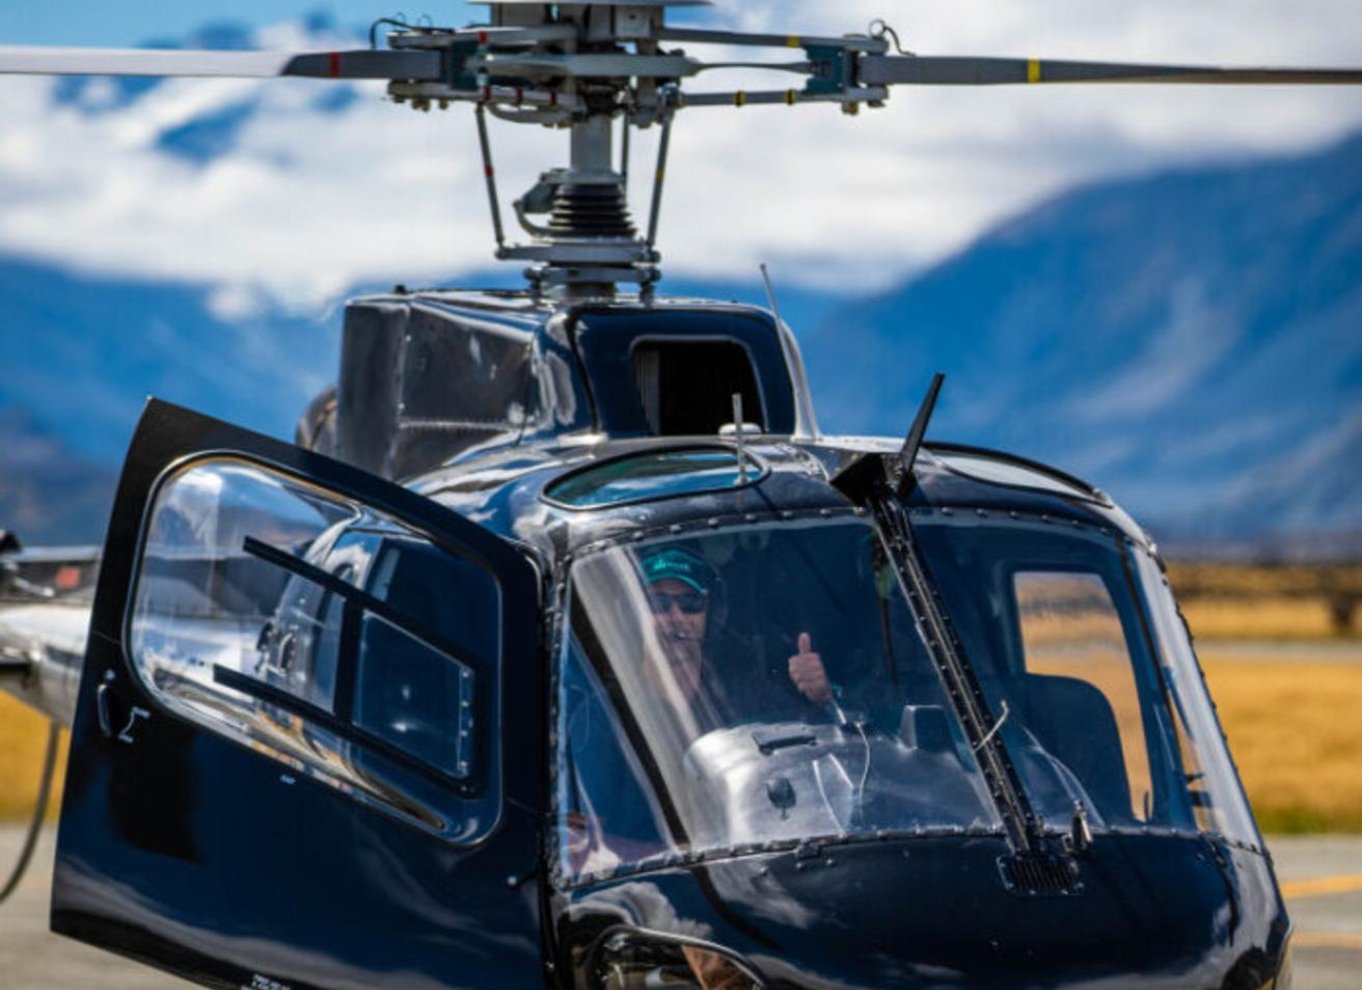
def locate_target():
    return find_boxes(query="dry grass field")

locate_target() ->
[1200,651,1362,833]
[5,655,1358,832]
[0,695,67,821]
[1182,597,1352,640]
[1170,562,1362,640]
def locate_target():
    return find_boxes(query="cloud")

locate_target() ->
[0,3,1359,310]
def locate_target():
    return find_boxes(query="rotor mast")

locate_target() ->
[494,111,661,299]
[456,2,689,298]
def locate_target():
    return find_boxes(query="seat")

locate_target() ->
[1023,673,1133,824]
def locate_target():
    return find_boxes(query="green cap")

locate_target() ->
[640,547,716,593]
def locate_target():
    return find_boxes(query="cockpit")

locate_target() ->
[554,498,1259,885]
[116,438,1262,893]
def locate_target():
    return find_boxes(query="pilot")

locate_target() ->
[561,545,843,873]
[640,546,838,718]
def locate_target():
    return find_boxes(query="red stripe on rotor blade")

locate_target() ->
[329,52,340,78]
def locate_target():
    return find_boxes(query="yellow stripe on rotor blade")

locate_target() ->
[1281,874,1362,899]
[1028,59,1042,83]
[787,36,801,48]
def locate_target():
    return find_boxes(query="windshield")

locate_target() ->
[556,511,1261,883]
[911,511,1259,844]
[556,518,1000,881]
[911,513,1198,833]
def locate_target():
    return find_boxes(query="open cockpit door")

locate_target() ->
[53,399,544,990]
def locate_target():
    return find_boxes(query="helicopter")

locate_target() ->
[1,3,1360,989]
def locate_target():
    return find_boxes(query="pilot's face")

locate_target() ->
[647,577,709,700]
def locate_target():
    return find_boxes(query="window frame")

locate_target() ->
[125,453,504,829]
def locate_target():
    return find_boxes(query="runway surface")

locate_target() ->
[0,828,1357,988]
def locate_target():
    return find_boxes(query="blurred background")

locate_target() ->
[1,0,1359,985]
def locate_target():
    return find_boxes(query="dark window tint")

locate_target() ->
[573,310,796,437]
[354,614,477,778]
[632,341,762,435]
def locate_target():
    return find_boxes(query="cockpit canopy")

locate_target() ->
[555,509,1258,884]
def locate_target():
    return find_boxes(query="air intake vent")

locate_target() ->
[998,854,1082,896]
[549,182,637,238]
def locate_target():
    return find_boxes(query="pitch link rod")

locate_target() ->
[646,112,674,250]
[657,27,888,54]
[474,104,506,250]
[680,87,887,108]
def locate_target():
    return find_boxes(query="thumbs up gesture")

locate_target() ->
[788,631,833,705]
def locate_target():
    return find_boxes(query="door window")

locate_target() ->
[128,457,500,841]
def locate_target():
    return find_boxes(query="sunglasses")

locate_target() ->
[647,590,709,614]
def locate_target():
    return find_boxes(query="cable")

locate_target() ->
[868,19,914,56]
[851,719,871,827]
[0,720,60,904]
[369,16,426,50]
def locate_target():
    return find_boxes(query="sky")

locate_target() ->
[1,3,481,47]
[1,1,1360,312]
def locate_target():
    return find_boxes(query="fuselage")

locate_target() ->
[1,289,1291,989]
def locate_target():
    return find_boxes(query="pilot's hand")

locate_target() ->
[788,631,833,705]
[682,944,752,990]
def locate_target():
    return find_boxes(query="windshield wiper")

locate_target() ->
[831,371,943,504]
[833,373,1040,856]
[872,497,1038,855]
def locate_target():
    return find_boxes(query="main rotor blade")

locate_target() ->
[0,46,441,80]
[860,55,1362,87]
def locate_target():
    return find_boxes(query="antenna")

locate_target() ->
[760,261,820,439]
[732,392,749,483]
[759,262,784,329]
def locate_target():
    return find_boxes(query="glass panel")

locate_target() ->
[545,448,765,509]
[1132,550,1260,844]
[935,451,1098,501]
[1014,572,1153,823]
[132,460,352,711]
[354,613,477,778]
[129,457,501,840]
[557,519,999,881]
[911,514,1196,833]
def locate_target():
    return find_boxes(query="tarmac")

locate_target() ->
[0,828,1357,988]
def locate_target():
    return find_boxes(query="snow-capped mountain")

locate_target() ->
[1,15,1359,547]
[804,132,1362,542]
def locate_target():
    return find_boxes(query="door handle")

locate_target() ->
[95,682,114,738]
[95,680,149,743]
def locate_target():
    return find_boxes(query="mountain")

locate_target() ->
[0,254,341,465]
[0,407,115,545]
[803,132,1362,542]
[1,12,1357,547]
